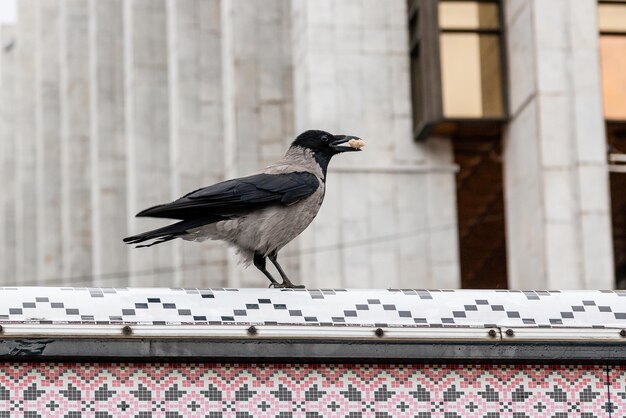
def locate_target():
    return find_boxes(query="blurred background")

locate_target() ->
[0,0,624,290]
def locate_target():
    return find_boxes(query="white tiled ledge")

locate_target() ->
[0,288,624,341]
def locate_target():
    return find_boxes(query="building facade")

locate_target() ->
[0,0,623,290]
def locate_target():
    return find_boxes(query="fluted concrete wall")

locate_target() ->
[0,25,17,285]
[503,0,613,289]
[291,0,461,288]
[221,0,296,286]
[0,0,463,289]
[15,0,38,284]
[60,0,92,283]
[89,0,128,286]
[2,0,613,289]
[36,0,63,284]
[124,0,173,286]
[167,0,228,287]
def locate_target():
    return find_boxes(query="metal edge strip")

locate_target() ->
[1,339,625,364]
[1,324,625,341]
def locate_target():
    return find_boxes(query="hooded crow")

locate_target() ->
[123,130,363,288]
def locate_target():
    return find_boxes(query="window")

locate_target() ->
[599,1,626,288]
[408,0,507,140]
[453,134,508,289]
[599,1,626,121]
[408,0,509,289]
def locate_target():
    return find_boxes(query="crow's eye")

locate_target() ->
[321,135,329,142]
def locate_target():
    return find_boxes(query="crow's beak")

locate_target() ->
[331,135,363,153]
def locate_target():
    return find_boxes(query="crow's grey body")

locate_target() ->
[124,130,362,288]
[183,146,326,265]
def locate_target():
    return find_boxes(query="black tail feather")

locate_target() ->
[123,218,220,247]
[136,204,169,218]
[135,235,178,248]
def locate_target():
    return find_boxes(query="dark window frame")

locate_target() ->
[409,0,510,290]
[408,0,509,141]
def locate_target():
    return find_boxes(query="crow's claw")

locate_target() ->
[288,284,306,289]
[268,282,305,289]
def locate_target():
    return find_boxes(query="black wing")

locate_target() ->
[136,172,320,220]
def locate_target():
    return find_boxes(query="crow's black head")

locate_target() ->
[291,130,362,156]
[289,130,363,178]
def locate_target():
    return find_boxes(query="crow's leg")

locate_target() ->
[253,252,280,287]
[268,252,305,289]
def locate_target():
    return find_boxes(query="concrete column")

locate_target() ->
[60,0,92,283]
[221,0,296,286]
[89,0,128,287]
[0,25,17,284]
[291,0,460,288]
[224,0,294,173]
[15,0,39,284]
[503,0,613,289]
[36,0,63,284]
[124,0,173,286]
[167,0,227,287]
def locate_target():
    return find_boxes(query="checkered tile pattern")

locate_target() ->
[609,366,626,416]
[1,288,625,329]
[0,363,617,417]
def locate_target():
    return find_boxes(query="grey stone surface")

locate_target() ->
[291,0,461,288]
[36,0,63,284]
[1,0,615,290]
[166,0,227,287]
[0,25,17,285]
[123,0,173,286]
[15,0,39,284]
[89,0,128,287]
[60,0,93,282]
[221,0,296,286]
[503,0,613,289]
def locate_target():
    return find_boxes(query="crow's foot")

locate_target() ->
[268,282,305,289]
[286,284,306,289]
[280,279,305,289]
[267,253,305,288]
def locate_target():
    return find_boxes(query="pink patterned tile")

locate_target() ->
[0,363,611,417]
[609,365,626,417]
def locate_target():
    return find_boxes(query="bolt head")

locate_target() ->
[122,325,132,336]
[488,329,497,338]
[375,328,384,337]
[620,329,626,337]
[247,325,257,336]
[505,329,514,337]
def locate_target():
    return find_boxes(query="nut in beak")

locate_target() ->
[348,138,365,149]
